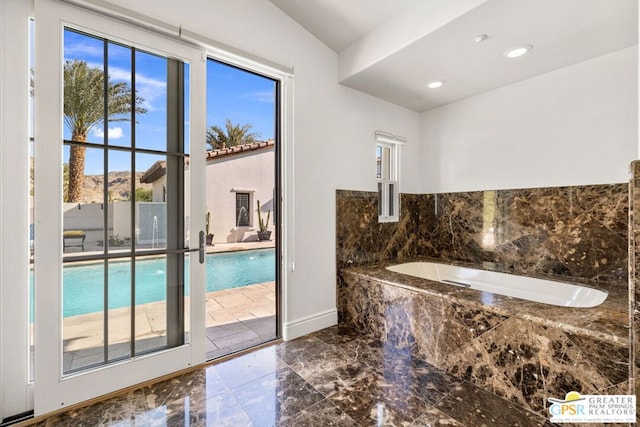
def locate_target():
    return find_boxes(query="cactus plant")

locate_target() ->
[257,200,271,232]
[205,211,214,245]
[256,200,272,241]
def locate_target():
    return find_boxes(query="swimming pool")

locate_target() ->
[31,249,275,318]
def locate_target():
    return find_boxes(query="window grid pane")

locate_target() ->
[236,193,250,227]
[60,27,187,374]
[383,147,391,181]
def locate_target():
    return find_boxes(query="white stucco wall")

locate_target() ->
[151,177,165,203]
[205,148,275,243]
[420,46,638,193]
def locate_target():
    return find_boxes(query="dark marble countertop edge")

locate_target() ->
[341,262,629,346]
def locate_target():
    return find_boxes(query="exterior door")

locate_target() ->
[33,0,207,415]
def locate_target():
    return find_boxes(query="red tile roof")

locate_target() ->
[206,139,275,160]
[140,160,167,183]
[140,140,275,183]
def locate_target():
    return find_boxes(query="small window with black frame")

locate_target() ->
[236,192,251,227]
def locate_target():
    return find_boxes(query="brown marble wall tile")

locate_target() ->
[427,185,628,289]
[341,274,506,365]
[444,318,623,413]
[340,275,386,342]
[424,184,628,282]
[410,292,512,365]
[630,160,640,419]
[565,333,629,387]
[337,183,628,291]
[336,190,430,269]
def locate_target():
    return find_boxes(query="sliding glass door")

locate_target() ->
[202,58,280,360]
[60,27,193,372]
[33,0,206,414]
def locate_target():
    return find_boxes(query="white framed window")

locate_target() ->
[231,188,256,228]
[236,192,251,227]
[376,131,404,222]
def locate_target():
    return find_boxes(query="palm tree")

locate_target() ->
[64,60,146,202]
[206,119,261,150]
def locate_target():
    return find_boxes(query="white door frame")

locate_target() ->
[33,0,207,415]
[0,0,34,421]
[200,47,294,342]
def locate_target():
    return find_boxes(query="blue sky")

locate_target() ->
[63,29,275,174]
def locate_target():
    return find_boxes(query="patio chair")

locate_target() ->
[63,230,86,251]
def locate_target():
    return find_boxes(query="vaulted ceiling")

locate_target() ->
[269,0,638,111]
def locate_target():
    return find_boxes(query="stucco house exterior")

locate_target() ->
[141,140,275,244]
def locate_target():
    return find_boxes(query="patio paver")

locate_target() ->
[59,281,276,371]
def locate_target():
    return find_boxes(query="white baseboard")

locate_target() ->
[282,308,337,340]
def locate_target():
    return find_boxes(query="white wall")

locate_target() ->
[103,0,421,337]
[1,0,32,419]
[420,46,638,193]
[63,202,111,246]
[206,149,275,243]
[338,0,486,81]
[151,177,165,202]
[112,202,130,239]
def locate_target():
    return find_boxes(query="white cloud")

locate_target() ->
[136,73,168,112]
[107,67,132,82]
[64,39,131,62]
[65,62,168,112]
[241,91,275,103]
[93,126,124,140]
[106,67,167,112]
[64,43,104,60]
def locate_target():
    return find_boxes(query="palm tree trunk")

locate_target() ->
[67,132,86,202]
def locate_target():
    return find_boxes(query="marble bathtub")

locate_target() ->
[340,261,629,415]
[386,261,609,308]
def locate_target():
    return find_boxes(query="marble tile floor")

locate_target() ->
[27,324,556,427]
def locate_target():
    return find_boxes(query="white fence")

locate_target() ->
[62,202,167,250]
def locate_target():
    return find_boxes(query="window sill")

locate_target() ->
[378,216,399,223]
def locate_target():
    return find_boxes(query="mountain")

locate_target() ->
[80,171,152,203]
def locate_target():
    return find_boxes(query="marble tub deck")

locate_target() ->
[343,260,629,345]
[26,325,557,427]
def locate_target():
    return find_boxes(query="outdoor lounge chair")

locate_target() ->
[63,230,86,251]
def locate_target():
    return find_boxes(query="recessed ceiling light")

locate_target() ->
[504,44,533,59]
[426,80,444,89]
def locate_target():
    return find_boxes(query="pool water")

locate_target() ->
[31,249,275,318]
